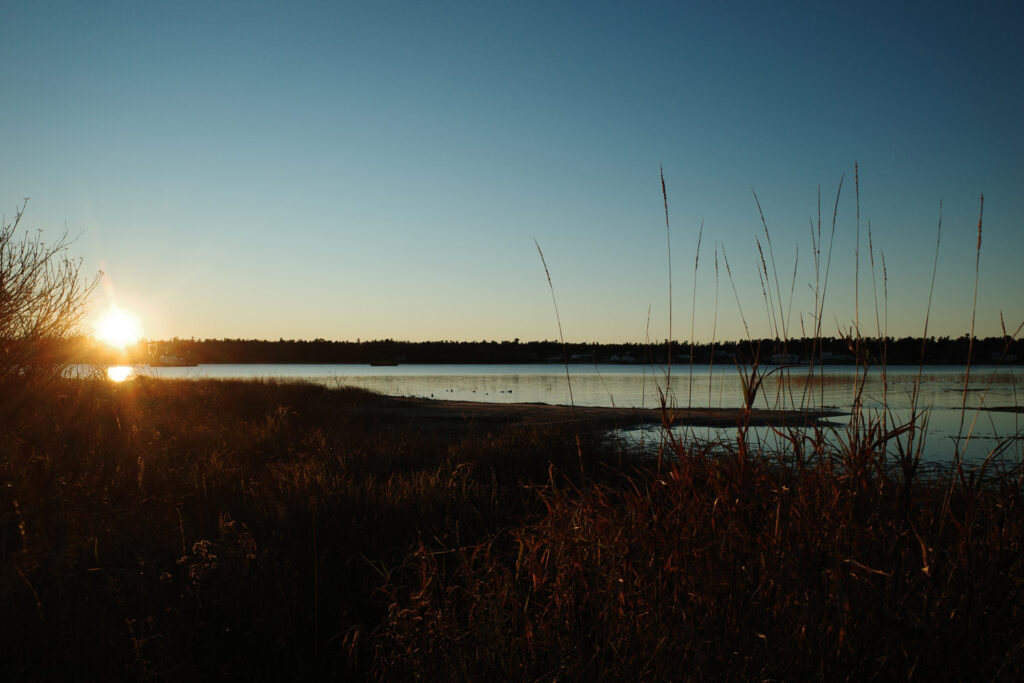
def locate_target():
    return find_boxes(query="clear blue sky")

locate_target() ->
[2,0,1021,343]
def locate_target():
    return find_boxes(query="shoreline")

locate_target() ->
[362,394,847,429]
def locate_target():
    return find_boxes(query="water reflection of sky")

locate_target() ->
[126,363,1022,466]
[621,408,1023,470]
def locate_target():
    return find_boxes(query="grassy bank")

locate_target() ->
[2,376,1022,680]
[1,378,611,680]
[381,433,1024,681]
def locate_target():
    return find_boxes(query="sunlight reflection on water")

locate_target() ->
[106,365,135,382]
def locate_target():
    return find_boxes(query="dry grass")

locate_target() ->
[0,377,611,680]
[4,174,1022,681]
[6,375,1020,680]
[3,374,1023,681]
[376,410,1024,681]
[373,177,1024,682]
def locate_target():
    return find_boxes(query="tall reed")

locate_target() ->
[375,168,1024,681]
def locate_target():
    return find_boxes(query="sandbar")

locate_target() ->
[354,395,846,430]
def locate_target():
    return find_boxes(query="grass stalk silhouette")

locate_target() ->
[534,239,583,474]
[957,194,984,443]
[688,219,703,415]
[660,164,673,401]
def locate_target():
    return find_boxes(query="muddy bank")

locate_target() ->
[354,395,846,430]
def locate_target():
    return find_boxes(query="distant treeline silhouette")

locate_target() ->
[91,335,1023,366]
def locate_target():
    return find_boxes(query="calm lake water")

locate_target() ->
[117,363,1022,467]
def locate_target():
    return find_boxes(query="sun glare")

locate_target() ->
[95,305,143,350]
[106,365,135,382]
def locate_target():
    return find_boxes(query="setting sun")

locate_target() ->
[94,304,143,350]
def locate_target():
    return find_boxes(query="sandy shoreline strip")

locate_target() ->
[361,395,847,429]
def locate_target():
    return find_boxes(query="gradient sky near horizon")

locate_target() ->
[2,1,1021,343]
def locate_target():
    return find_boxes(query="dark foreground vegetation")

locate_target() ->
[3,378,1023,681]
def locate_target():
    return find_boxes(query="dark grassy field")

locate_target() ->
[1,377,614,680]
[2,377,1023,681]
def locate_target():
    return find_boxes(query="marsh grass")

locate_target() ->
[0,377,616,680]
[4,175,1023,680]
[4,364,1022,681]
[378,443,1024,680]
[375,175,1024,681]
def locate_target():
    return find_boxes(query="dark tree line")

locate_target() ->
[82,334,1024,366]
